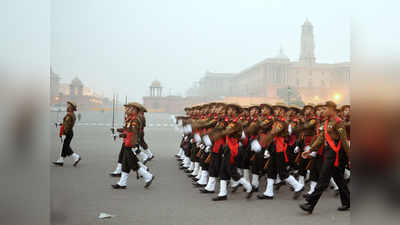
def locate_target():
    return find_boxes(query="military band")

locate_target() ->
[175,101,351,214]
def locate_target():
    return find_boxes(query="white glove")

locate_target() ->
[199,144,205,150]
[304,145,311,152]
[194,133,202,143]
[132,147,140,155]
[309,151,317,158]
[185,124,192,134]
[288,124,292,135]
[251,140,262,152]
[203,135,212,147]
[293,146,300,154]
[264,150,270,159]
[205,146,211,153]
[241,131,246,140]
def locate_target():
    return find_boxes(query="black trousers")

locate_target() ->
[309,155,323,182]
[286,145,298,170]
[298,157,311,177]
[218,146,241,181]
[117,143,125,164]
[191,145,200,163]
[251,150,267,175]
[61,131,74,157]
[266,144,290,180]
[208,152,222,177]
[237,145,251,169]
[121,146,140,173]
[139,133,148,150]
[199,151,210,171]
[306,145,350,209]
[240,145,252,170]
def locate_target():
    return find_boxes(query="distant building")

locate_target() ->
[188,19,350,105]
[143,80,212,113]
[50,69,111,110]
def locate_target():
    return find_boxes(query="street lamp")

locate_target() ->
[334,93,341,101]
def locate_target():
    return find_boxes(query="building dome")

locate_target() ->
[151,80,161,87]
[275,48,289,60]
[71,77,83,86]
[303,18,312,26]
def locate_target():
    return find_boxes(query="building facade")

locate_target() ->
[188,19,350,105]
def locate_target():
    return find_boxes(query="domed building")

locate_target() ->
[143,79,208,113]
[188,19,350,105]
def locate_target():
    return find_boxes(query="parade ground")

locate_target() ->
[50,112,350,225]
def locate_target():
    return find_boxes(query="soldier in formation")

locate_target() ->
[174,101,350,214]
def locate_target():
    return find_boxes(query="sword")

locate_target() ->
[110,93,117,141]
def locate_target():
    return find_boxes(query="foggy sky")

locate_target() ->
[51,0,352,102]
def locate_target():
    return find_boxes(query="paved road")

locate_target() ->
[51,113,350,225]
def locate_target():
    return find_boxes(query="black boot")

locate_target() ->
[293,187,304,200]
[246,191,254,199]
[200,188,215,194]
[109,173,121,177]
[337,205,350,211]
[144,176,155,188]
[302,193,310,199]
[193,183,206,188]
[212,195,227,201]
[299,203,314,214]
[257,194,273,200]
[111,184,127,189]
[52,162,64,167]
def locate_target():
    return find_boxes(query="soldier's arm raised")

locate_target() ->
[260,121,284,147]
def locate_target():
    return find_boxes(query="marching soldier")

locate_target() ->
[250,103,273,192]
[138,105,154,163]
[203,103,252,201]
[112,102,155,189]
[201,103,228,194]
[303,104,326,198]
[296,104,317,186]
[109,104,130,177]
[257,103,304,200]
[299,101,350,214]
[52,101,81,167]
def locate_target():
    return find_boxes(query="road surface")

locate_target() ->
[51,113,350,225]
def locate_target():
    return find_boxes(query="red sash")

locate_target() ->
[226,136,239,164]
[213,138,225,153]
[123,130,134,147]
[242,136,249,146]
[274,136,288,162]
[324,120,341,167]
[288,135,297,146]
[59,124,64,136]
[304,136,313,146]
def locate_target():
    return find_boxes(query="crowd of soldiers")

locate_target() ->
[175,101,350,214]
[52,101,155,190]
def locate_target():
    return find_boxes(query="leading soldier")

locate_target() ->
[52,101,81,167]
